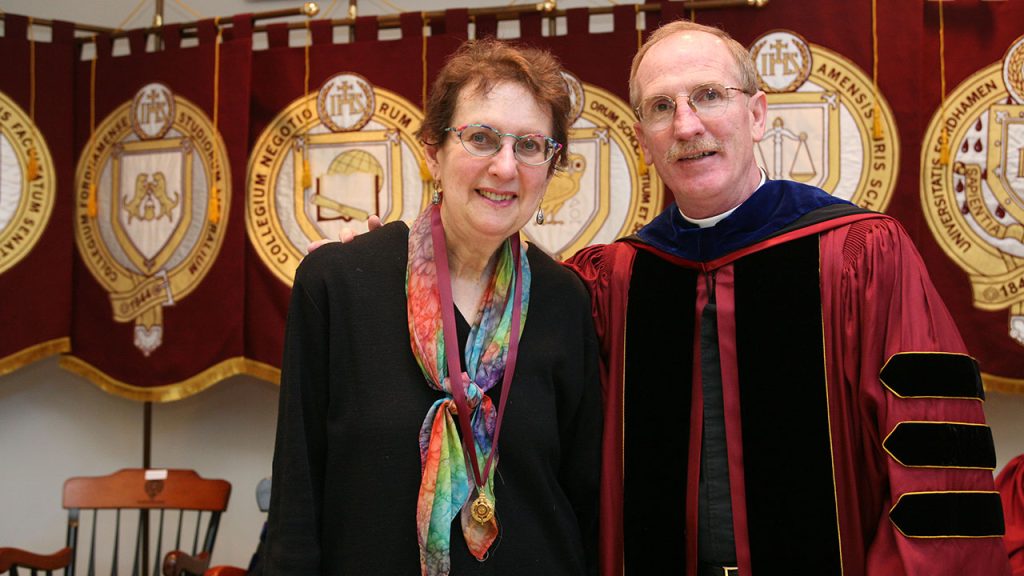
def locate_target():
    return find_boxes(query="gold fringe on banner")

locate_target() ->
[0,338,70,379]
[870,0,883,140]
[209,17,223,224]
[938,0,950,165]
[301,19,313,190]
[60,354,258,402]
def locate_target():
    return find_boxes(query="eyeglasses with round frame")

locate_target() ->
[444,123,563,166]
[634,83,751,131]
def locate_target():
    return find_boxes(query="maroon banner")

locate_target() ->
[4,1,1023,396]
[0,15,74,376]
[914,0,1024,392]
[62,16,254,400]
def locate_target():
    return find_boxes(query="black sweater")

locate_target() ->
[264,221,601,575]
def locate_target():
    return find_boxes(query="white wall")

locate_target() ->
[0,357,280,570]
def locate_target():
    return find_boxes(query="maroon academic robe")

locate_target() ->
[568,199,1010,576]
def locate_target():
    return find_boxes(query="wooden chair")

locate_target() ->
[203,477,271,576]
[0,468,231,576]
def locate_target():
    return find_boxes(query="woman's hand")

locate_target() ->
[306,215,382,253]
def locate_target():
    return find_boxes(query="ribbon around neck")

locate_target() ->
[408,205,529,575]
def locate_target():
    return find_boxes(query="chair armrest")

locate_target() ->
[205,566,247,576]
[162,550,211,576]
[0,547,73,572]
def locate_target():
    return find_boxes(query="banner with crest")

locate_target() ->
[915,0,1024,393]
[60,17,254,400]
[243,12,466,376]
[243,9,666,378]
[0,15,74,376]
[4,1,1024,396]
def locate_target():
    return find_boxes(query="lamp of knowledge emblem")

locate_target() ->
[921,34,1024,346]
[522,70,662,260]
[74,82,230,356]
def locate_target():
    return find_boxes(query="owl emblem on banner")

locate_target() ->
[749,30,899,212]
[74,82,231,356]
[522,70,663,260]
[921,35,1024,346]
[0,90,56,275]
[247,72,428,285]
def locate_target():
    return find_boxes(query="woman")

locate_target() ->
[264,39,601,575]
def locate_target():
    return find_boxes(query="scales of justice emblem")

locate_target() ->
[247,72,428,285]
[523,71,662,260]
[921,34,1024,346]
[750,30,899,212]
[74,82,230,356]
[0,90,56,276]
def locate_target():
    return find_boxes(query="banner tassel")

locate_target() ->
[302,157,312,189]
[209,186,221,224]
[27,147,40,181]
[872,103,884,140]
[419,158,432,183]
[940,127,950,166]
[87,183,98,218]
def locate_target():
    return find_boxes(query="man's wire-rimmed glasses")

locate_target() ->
[444,124,563,166]
[635,83,750,131]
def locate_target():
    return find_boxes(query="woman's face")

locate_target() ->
[425,80,555,250]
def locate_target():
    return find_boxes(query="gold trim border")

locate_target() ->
[58,355,282,403]
[0,338,71,378]
[982,371,1024,396]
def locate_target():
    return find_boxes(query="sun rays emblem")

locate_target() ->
[523,70,662,260]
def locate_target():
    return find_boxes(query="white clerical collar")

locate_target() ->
[678,169,768,228]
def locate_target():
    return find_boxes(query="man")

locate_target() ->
[566,19,1011,576]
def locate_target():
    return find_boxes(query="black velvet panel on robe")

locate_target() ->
[623,250,697,569]
[733,235,842,575]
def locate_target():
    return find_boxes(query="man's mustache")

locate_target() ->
[665,138,722,162]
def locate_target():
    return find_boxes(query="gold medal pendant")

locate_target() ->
[470,490,495,524]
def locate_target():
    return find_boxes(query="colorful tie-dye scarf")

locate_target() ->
[407,205,530,576]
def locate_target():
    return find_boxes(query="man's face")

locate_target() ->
[633,31,767,218]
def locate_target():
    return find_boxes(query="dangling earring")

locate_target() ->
[535,206,545,225]
[431,181,442,205]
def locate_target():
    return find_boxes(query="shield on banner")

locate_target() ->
[757,91,841,192]
[524,126,610,258]
[111,139,193,275]
[986,104,1024,225]
[293,130,401,242]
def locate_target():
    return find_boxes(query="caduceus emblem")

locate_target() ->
[123,172,178,223]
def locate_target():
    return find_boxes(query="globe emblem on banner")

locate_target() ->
[749,30,899,212]
[523,70,663,260]
[74,82,231,356]
[921,34,1024,346]
[247,72,428,285]
[0,90,56,275]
